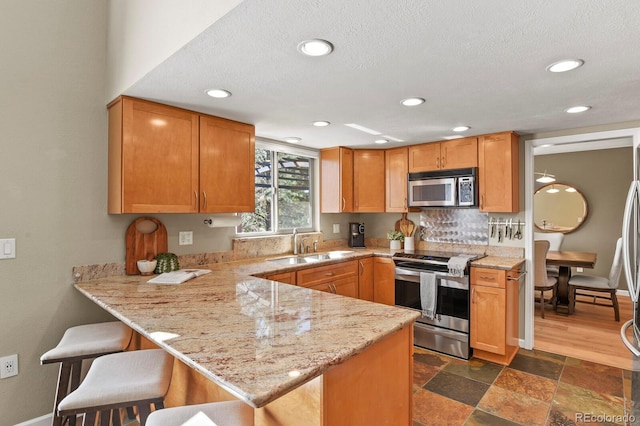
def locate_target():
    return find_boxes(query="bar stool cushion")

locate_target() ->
[57,349,173,412]
[41,322,131,363]
[146,401,254,426]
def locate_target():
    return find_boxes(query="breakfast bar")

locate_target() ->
[74,262,419,425]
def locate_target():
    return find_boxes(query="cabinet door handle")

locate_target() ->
[479,275,495,281]
[194,191,198,210]
[359,260,364,275]
[403,198,407,210]
[330,283,337,293]
[202,191,207,209]
[471,287,475,303]
[342,197,346,211]
[435,157,439,168]
[325,272,335,276]
[480,194,484,210]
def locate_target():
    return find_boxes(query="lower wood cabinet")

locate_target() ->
[470,266,521,365]
[265,256,396,304]
[265,271,296,285]
[358,258,374,301]
[373,257,395,305]
[297,260,358,298]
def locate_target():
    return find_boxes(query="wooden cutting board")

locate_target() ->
[125,217,168,275]
[395,213,415,237]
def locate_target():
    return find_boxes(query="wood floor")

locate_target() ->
[533,291,635,370]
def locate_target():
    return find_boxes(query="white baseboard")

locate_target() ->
[15,413,52,426]
[617,289,630,298]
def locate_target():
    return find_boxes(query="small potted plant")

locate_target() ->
[387,230,405,250]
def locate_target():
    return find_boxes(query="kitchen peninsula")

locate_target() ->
[74,253,419,425]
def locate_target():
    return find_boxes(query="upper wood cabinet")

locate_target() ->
[478,131,519,212]
[320,147,354,213]
[199,115,255,213]
[385,147,409,212]
[353,150,385,212]
[108,96,255,214]
[408,137,478,173]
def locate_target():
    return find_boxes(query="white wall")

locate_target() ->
[106,0,244,102]
[0,1,242,423]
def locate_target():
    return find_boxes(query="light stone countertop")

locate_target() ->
[471,255,525,271]
[74,248,418,408]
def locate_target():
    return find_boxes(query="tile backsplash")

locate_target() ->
[419,208,488,245]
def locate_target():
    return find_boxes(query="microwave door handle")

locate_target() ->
[623,181,639,302]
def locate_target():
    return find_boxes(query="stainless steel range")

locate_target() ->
[392,250,483,359]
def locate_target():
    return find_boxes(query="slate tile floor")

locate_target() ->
[413,347,633,426]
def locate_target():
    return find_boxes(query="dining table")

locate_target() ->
[546,250,598,315]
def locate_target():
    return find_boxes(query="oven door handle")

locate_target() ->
[395,267,469,289]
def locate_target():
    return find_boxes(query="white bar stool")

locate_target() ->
[57,348,173,425]
[146,401,254,426]
[40,321,132,426]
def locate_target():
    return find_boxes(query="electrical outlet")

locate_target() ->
[179,231,193,245]
[332,224,340,233]
[577,267,584,273]
[0,354,18,379]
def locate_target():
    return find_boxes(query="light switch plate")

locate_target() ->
[0,239,15,259]
[179,231,193,245]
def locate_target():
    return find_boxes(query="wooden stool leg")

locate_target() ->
[540,290,545,319]
[82,412,96,426]
[138,405,152,426]
[612,290,620,322]
[126,407,135,420]
[67,360,83,426]
[112,410,122,426]
[99,409,110,425]
[52,362,72,426]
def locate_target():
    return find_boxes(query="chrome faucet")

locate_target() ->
[300,238,309,254]
[293,228,299,255]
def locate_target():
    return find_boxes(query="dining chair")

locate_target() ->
[568,237,623,321]
[534,240,559,318]
[534,232,564,277]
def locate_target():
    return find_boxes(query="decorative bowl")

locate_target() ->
[137,259,157,276]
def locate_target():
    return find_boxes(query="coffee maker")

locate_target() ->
[348,222,366,248]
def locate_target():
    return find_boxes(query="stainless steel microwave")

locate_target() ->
[408,167,478,208]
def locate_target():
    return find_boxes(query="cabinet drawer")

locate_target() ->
[266,272,296,285]
[471,267,506,288]
[297,260,358,287]
[306,276,359,298]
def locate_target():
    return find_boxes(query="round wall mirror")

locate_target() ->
[534,183,588,233]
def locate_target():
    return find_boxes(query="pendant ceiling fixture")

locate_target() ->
[535,171,556,183]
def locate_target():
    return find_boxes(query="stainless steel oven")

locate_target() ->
[393,251,481,359]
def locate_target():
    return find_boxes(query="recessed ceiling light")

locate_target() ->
[297,39,334,57]
[284,137,301,143]
[205,89,232,98]
[452,126,470,132]
[345,123,382,135]
[374,139,389,144]
[565,105,591,114]
[546,59,584,73]
[400,97,425,107]
[312,121,331,127]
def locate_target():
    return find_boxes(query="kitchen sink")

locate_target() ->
[303,253,331,261]
[266,256,313,265]
[267,250,355,265]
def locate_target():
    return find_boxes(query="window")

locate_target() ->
[238,141,316,234]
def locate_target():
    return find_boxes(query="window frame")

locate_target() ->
[237,138,319,236]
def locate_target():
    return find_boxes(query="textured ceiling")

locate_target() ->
[125,0,640,149]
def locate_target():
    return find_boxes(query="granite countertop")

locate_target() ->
[74,249,418,408]
[471,255,525,271]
